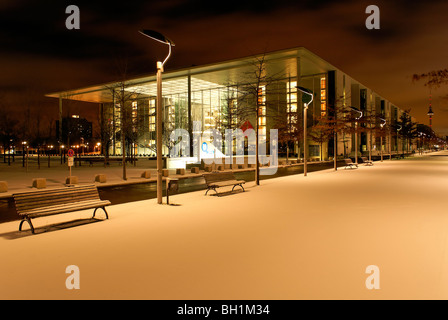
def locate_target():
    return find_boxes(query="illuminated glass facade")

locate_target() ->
[48,47,416,160]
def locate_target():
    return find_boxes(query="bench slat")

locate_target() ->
[14,186,101,212]
[16,197,106,214]
[208,180,245,186]
[15,193,100,210]
[13,185,110,234]
[23,200,110,216]
[14,186,98,200]
[22,200,111,218]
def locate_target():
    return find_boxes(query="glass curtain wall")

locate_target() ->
[104,74,312,158]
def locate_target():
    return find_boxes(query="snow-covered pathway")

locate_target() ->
[1,152,448,299]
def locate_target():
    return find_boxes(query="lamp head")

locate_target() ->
[350,107,362,119]
[296,86,312,95]
[296,86,313,105]
[139,30,175,46]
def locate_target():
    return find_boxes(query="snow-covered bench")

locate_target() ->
[13,185,111,234]
[344,158,358,169]
[203,172,245,195]
[361,156,373,166]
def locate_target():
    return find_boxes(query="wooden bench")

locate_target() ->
[78,157,138,166]
[203,171,246,195]
[105,157,138,165]
[344,158,358,169]
[13,185,111,234]
[361,156,373,166]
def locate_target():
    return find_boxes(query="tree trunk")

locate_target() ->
[255,129,259,185]
[334,132,337,170]
[320,143,323,162]
[122,134,127,180]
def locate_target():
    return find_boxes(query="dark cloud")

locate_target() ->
[1,0,448,135]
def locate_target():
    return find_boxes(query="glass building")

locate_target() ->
[47,47,417,162]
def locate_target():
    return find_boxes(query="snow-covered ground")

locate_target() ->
[1,152,448,299]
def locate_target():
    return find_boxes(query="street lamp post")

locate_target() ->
[397,124,402,157]
[61,145,65,164]
[350,107,362,165]
[296,86,313,177]
[380,118,386,162]
[139,30,175,204]
[22,141,26,167]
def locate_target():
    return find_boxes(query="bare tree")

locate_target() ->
[106,81,141,180]
[235,54,286,185]
[0,108,18,165]
[309,115,334,161]
[274,110,303,163]
[413,69,448,88]
[215,84,247,165]
[397,109,418,155]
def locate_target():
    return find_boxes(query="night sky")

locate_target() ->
[1,0,448,136]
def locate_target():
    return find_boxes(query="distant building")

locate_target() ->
[56,115,92,146]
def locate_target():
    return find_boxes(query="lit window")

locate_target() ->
[321,89,326,101]
[290,103,297,113]
[320,77,327,117]
[290,93,297,103]
[257,86,265,106]
[320,77,326,89]
[289,81,297,91]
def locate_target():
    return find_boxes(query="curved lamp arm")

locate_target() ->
[139,29,175,69]
[296,86,314,109]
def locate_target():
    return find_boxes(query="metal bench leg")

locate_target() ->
[19,217,35,234]
[205,187,218,196]
[102,207,109,219]
[205,187,217,195]
[232,184,245,192]
[92,207,109,219]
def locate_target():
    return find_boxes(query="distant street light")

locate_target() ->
[296,86,313,177]
[139,30,175,204]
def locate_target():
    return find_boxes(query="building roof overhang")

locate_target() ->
[46,47,337,104]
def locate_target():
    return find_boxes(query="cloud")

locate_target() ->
[2,0,448,134]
